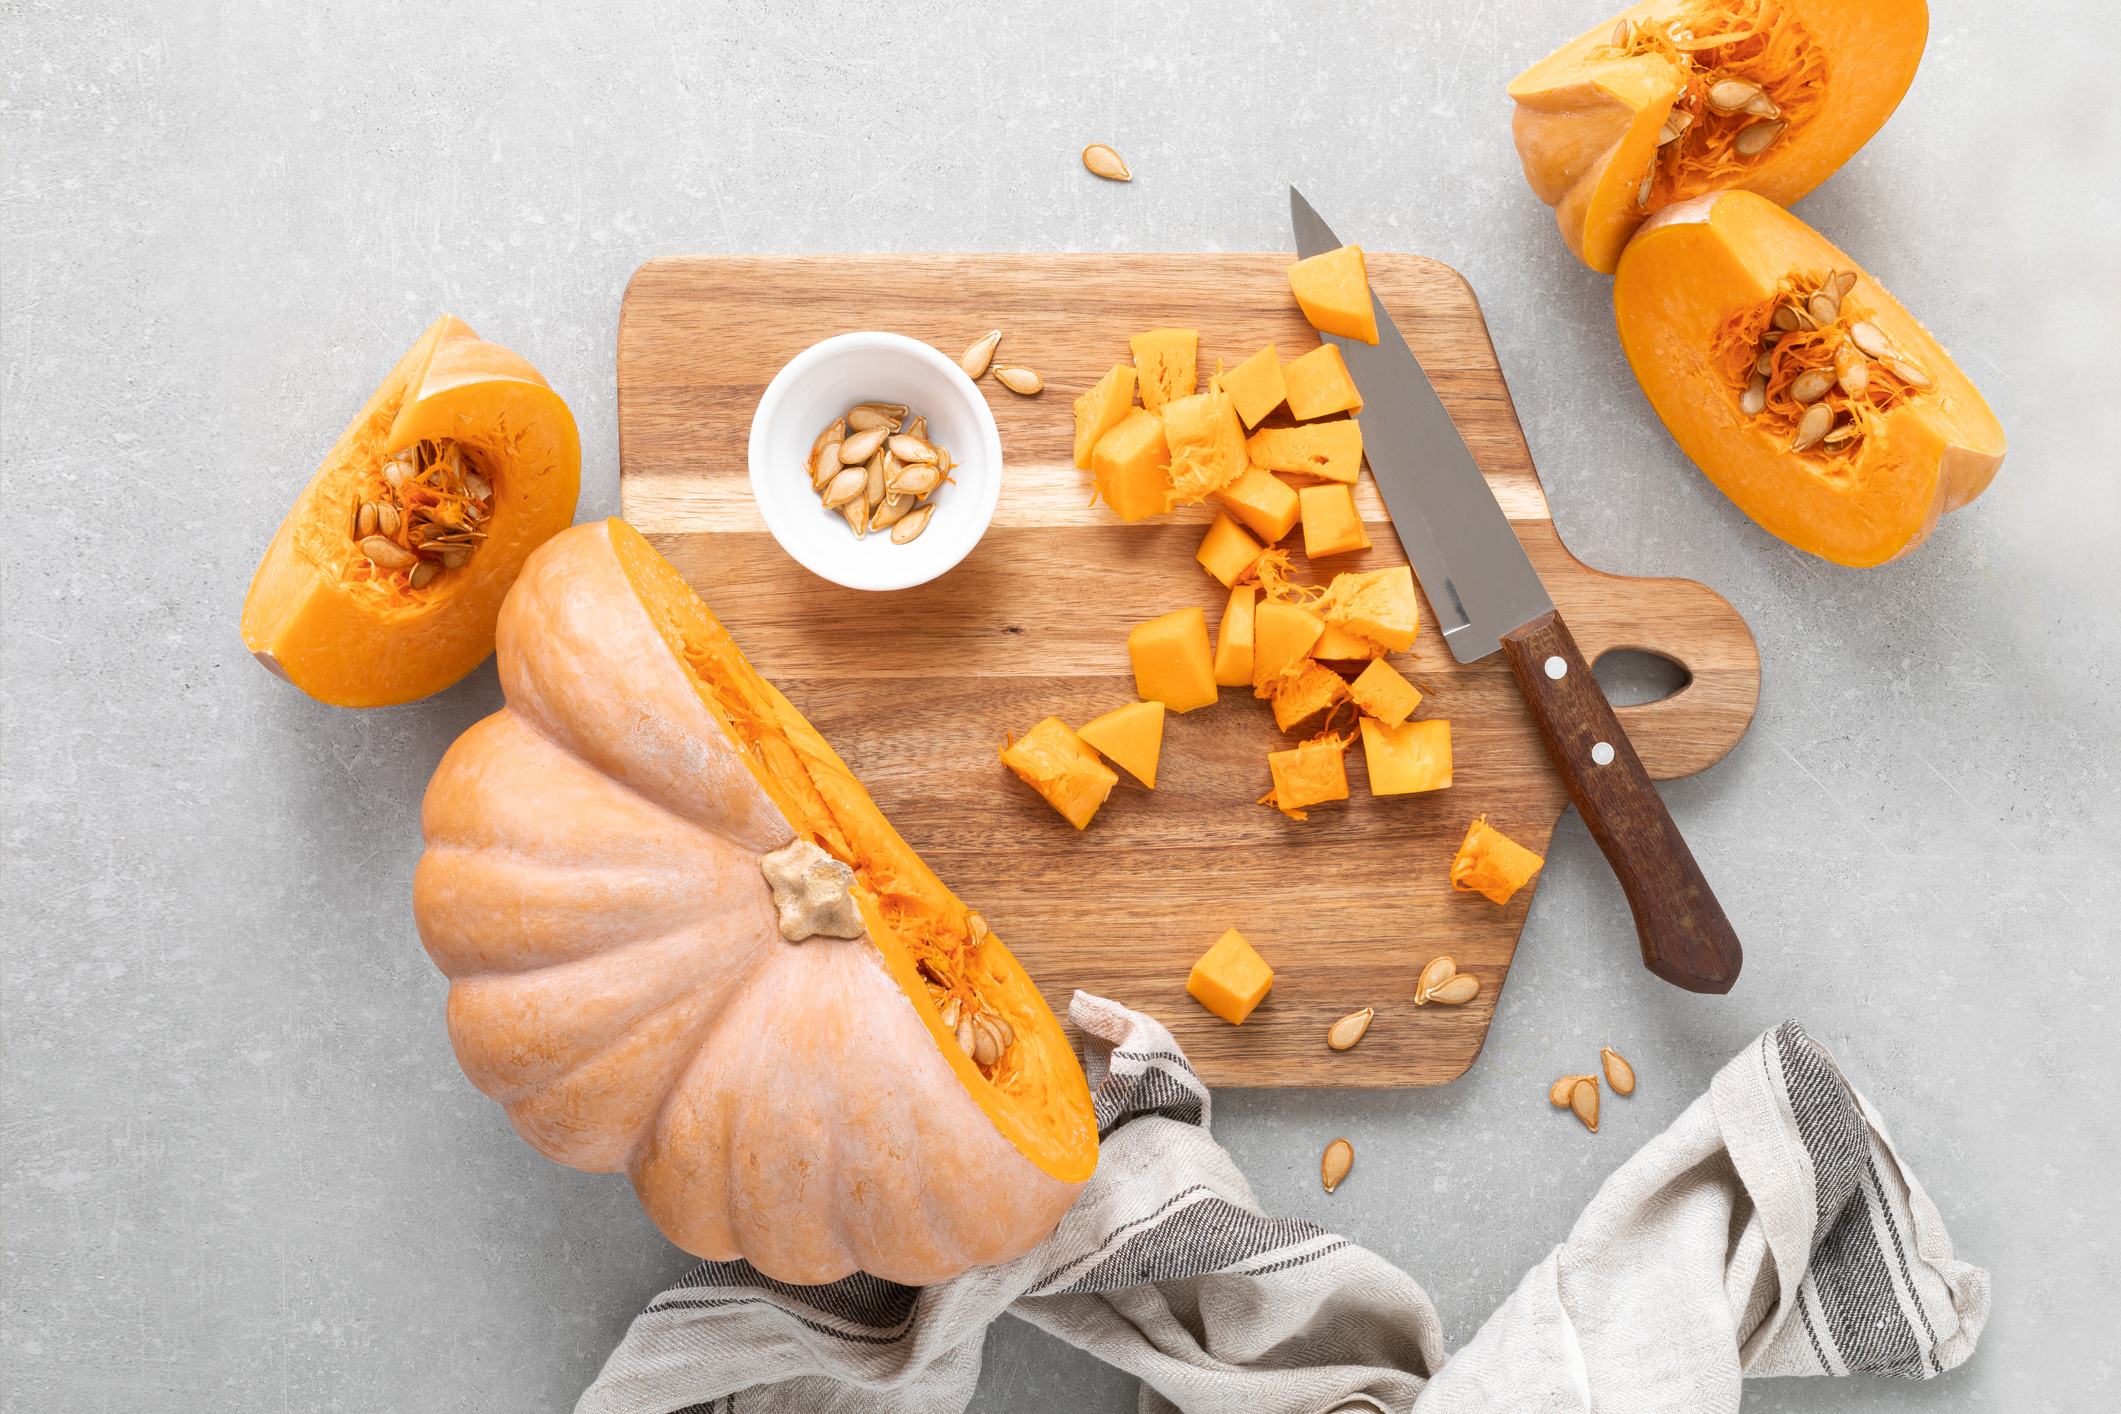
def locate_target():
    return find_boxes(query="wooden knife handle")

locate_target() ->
[1500,610,1743,994]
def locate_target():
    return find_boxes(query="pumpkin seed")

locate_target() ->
[1081,143,1131,181]
[940,997,963,1028]
[1809,291,1840,325]
[409,559,441,589]
[889,433,939,464]
[971,1017,1003,1067]
[1771,305,1800,333]
[959,330,1002,380]
[1600,1047,1636,1095]
[1550,1073,1593,1106]
[839,426,888,464]
[954,1019,977,1057]
[376,502,403,537]
[1791,402,1833,451]
[356,502,379,539]
[1326,1008,1374,1051]
[812,445,841,491]
[812,420,841,453]
[822,466,867,509]
[1734,120,1786,156]
[1753,349,1774,376]
[1571,1077,1600,1131]
[383,461,408,488]
[1849,321,1893,359]
[871,492,915,529]
[1611,17,1633,47]
[1740,373,1768,416]
[1427,973,1480,1005]
[968,912,990,946]
[1321,1137,1354,1193]
[866,455,887,510]
[979,1002,1015,1048]
[1637,174,1653,207]
[1789,368,1834,404]
[907,416,927,443]
[1888,358,1932,388]
[1707,79,1760,113]
[360,535,416,569]
[440,548,469,570]
[889,504,934,544]
[846,406,901,434]
[890,462,944,496]
[1657,121,1682,147]
[1837,359,1870,397]
[1832,270,1858,298]
[994,367,1043,395]
[1414,955,1455,1005]
[1743,91,1781,119]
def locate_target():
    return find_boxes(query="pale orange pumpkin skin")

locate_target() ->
[414,521,1091,1284]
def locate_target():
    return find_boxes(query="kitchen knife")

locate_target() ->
[1291,187,1742,994]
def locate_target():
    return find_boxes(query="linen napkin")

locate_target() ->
[576,995,1987,1414]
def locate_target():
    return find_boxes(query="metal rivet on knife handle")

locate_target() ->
[1591,741,1615,766]
[1544,656,1567,680]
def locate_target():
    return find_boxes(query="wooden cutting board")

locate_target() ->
[617,254,1758,1087]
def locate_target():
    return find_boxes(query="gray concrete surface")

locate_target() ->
[4,1,2115,1409]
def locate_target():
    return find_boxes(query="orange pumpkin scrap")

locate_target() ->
[1321,566,1420,651]
[1002,716,1119,829]
[1072,363,1137,469]
[1130,327,1198,411]
[1127,607,1219,713]
[1508,0,1929,273]
[1348,658,1422,727]
[1162,388,1250,506]
[1287,244,1379,344]
[1246,421,1364,484]
[1216,345,1289,428]
[1212,584,1259,688]
[1261,734,1353,821]
[1187,928,1275,1025]
[414,520,1096,1286]
[1270,661,1352,734]
[1299,483,1372,558]
[1311,622,1386,661]
[1251,600,1326,692]
[1360,718,1453,796]
[1451,815,1547,904]
[1615,190,2004,565]
[1281,344,1364,420]
[1076,700,1165,789]
[1091,408,1173,522]
[1211,464,1302,543]
[243,315,581,707]
[1196,512,1267,588]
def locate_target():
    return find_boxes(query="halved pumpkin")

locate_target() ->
[1615,190,2003,566]
[242,316,580,706]
[1508,0,1928,272]
[414,520,1097,1284]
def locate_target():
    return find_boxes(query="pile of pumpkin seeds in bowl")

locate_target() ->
[353,439,492,589]
[807,403,955,544]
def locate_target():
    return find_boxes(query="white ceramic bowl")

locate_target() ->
[748,332,1002,592]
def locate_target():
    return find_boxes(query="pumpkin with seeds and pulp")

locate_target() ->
[242,315,581,707]
[1507,0,1928,272]
[414,520,1097,1284]
[1614,191,2003,566]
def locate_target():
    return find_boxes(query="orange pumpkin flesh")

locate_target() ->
[1509,0,1928,272]
[242,316,581,707]
[1615,191,2004,566]
[415,519,1095,1284]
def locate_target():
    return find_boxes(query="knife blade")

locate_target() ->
[1291,186,1743,994]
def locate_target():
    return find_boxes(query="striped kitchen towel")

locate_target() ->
[576,999,1986,1414]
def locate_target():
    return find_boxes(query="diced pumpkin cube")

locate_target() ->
[1161,388,1248,504]
[1127,607,1218,714]
[1091,409,1171,522]
[1210,464,1301,543]
[1359,717,1452,795]
[1196,512,1265,588]
[1311,622,1385,661]
[1322,565,1420,652]
[1072,363,1137,471]
[1287,244,1379,344]
[1348,658,1421,727]
[1215,345,1288,429]
[1187,927,1274,1025]
[1251,601,1325,690]
[1270,660,1351,734]
[1451,815,1546,905]
[1000,717,1117,829]
[1261,734,1352,820]
[1245,421,1363,484]
[1130,328,1197,411]
[1076,700,1164,790]
[1300,483,1371,558]
[1282,344,1363,419]
[1212,584,1258,688]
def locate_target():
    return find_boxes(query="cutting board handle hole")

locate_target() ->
[1593,649,1692,707]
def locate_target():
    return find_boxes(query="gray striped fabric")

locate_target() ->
[577,1005,1985,1414]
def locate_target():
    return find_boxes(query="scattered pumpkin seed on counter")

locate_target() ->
[807,402,950,544]
[1321,1137,1354,1193]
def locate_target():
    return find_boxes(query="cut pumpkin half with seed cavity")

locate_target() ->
[1507,0,1928,272]
[414,520,1097,1286]
[1614,191,2003,566]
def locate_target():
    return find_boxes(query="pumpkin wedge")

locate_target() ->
[242,316,580,706]
[1508,0,1928,272]
[1615,191,2003,565]
[414,520,1096,1285]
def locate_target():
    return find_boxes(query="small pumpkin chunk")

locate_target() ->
[1311,622,1385,661]
[1348,658,1422,726]
[1211,464,1301,543]
[1196,512,1266,588]
[1321,566,1420,652]
[1261,734,1352,820]
[1162,388,1249,505]
[1000,717,1118,829]
[1288,244,1379,344]
[1216,345,1288,428]
[1282,344,1363,419]
[1091,409,1172,522]
[1187,927,1275,1026]
[1271,661,1352,734]
[1451,814,1546,904]
[1300,483,1371,558]
[1212,584,1259,688]
[1127,607,1218,713]
[1076,700,1165,789]
[1245,421,1364,485]
[1251,601,1325,691]
[1360,717,1452,796]
[1130,328,1198,412]
[1072,363,1137,470]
